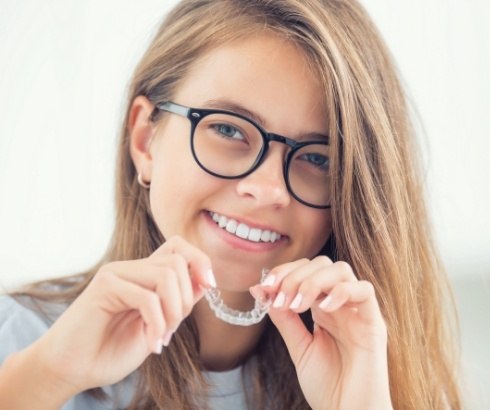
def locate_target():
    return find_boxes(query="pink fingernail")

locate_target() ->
[319,295,332,310]
[273,291,286,308]
[206,269,217,288]
[289,293,303,309]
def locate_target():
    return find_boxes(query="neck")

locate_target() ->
[193,291,267,371]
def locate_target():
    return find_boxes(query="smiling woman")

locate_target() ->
[131,35,333,294]
[0,1,463,409]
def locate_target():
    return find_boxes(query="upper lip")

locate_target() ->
[207,210,287,237]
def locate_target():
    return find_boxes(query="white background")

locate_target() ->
[0,0,489,407]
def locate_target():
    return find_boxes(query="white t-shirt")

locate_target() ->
[0,295,251,409]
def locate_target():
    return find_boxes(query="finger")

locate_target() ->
[318,280,383,324]
[174,259,196,313]
[268,260,354,312]
[264,258,312,287]
[105,259,193,346]
[268,308,312,365]
[149,252,195,318]
[92,272,166,354]
[155,236,216,288]
[287,261,357,313]
[258,258,312,303]
[104,253,201,306]
[155,268,184,333]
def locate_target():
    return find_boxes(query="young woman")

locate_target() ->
[0,0,461,408]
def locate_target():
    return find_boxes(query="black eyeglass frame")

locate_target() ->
[153,101,331,209]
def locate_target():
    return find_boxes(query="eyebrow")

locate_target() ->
[203,99,267,126]
[201,99,329,143]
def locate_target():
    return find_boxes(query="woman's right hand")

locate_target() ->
[27,236,215,398]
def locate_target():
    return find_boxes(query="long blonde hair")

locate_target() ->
[17,0,461,408]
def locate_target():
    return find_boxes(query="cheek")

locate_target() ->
[147,151,224,237]
[147,141,192,234]
[299,211,332,258]
[148,173,180,238]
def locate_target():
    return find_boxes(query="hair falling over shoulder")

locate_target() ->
[15,0,461,408]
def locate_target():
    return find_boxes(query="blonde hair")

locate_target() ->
[17,0,461,408]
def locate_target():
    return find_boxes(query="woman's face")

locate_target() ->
[142,34,332,291]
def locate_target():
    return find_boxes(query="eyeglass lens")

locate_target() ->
[192,113,332,207]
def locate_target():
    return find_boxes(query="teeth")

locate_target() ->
[218,215,228,228]
[248,228,261,242]
[260,230,271,242]
[236,223,250,239]
[225,219,238,234]
[209,212,282,243]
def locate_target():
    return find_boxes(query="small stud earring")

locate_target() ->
[137,173,150,189]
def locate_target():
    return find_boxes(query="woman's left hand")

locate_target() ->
[250,257,392,410]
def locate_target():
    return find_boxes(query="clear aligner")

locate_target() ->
[204,269,272,326]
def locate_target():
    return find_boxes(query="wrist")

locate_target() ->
[0,344,80,409]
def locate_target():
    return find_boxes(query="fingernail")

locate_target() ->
[154,338,163,354]
[273,291,286,308]
[206,269,217,288]
[319,295,332,310]
[262,275,276,287]
[289,293,303,310]
[162,331,173,347]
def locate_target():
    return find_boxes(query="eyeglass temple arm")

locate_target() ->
[156,101,191,119]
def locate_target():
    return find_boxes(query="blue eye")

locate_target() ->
[213,123,245,140]
[301,153,329,170]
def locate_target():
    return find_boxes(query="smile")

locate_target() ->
[208,211,282,243]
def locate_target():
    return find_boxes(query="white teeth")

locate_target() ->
[260,230,271,242]
[218,215,228,228]
[248,228,262,242]
[236,223,250,239]
[209,212,282,244]
[225,219,238,234]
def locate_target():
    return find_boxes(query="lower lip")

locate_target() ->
[203,211,286,252]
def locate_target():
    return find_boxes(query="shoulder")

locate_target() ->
[0,294,64,363]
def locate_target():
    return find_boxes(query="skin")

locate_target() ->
[0,35,392,410]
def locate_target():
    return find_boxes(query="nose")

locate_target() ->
[235,148,291,208]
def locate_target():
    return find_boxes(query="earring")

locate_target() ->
[137,173,150,189]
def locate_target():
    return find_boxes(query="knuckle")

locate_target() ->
[168,235,184,245]
[333,261,355,279]
[156,235,184,255]
[92,267,117,286]
[360,280,376,295]
[313,255,333,265]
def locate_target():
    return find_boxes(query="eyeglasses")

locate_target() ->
[153,101,332,209]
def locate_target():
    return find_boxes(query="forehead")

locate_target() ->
[172,34,328,135]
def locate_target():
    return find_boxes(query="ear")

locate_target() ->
[128,95,157,184]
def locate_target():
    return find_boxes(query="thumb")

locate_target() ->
[268,308,313,364]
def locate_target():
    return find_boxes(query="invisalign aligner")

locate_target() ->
[204,269,272,326]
